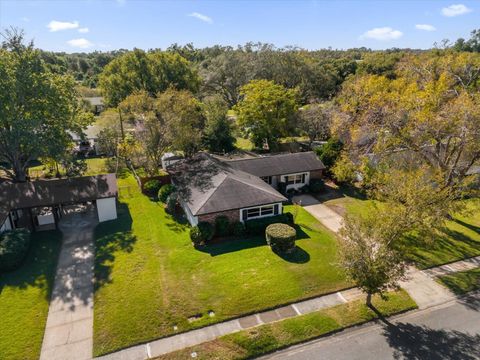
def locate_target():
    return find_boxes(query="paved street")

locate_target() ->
[262,292,480,360]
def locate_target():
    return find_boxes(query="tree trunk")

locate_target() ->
[366,293,372,308]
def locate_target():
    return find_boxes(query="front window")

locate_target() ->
[243,204,279,221]
[286,173,306,185]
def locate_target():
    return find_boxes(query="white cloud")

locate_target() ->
[360,27,403,41]
[441,4,472,17]
[47,20,79,32]
[67,38,93,49]
[188,12,213,24]
[78,27,89,33]
[415,24,436,31]
[116,0,126,6]
[21,17,30,22]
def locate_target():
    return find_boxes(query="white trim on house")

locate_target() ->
[181,201,199,226]
[239,202,283,222]
[280,172,310,190]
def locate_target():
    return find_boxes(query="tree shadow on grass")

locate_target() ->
[382,321,480,359]
[0,230,62,301]
[164,213,189,234]
[94,201,136,290]
[452,218,480,235]
[196,236,267,256]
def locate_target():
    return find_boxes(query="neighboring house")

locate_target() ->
[85,97,105,115]
[171,152,325,226]
[161,152,184,171]
[0,174,118,233]
[70,125,103,156]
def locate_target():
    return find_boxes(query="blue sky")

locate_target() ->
[0,0,478,52]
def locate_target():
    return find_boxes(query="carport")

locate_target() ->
[0,174,118,232]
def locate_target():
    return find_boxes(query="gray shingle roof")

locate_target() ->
[227,151,325,177]
[172,154,286,216]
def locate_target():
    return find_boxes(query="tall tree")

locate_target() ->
[202,98,235,154]
[339,213,407,308]
[119,91,170,173]
[155,88,205,157]
[234,79,298,149]
[298,102,333,145]
[0,29,91,182]
[336,51,480,192]
[99,49,199,107]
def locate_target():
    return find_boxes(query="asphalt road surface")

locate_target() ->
[262,292,480,360]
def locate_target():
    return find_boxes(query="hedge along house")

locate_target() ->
[0,174,118,233]
[171,152,325,226]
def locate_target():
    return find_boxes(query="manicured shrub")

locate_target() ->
[265,223,296,253]
[215,215,230,237]
[190,226,204,246]
[198,221,215,242]
[166,193,177,214]
[245,213,293,235]
[232,221,246,237]
[143,179,162,196]
[158,184,176,203]
[309,178,324,193]
[190,221,216,245]
[0,229,31,272]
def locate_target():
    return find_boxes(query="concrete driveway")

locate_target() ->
[40,206,98,360]
[292,194,344,233]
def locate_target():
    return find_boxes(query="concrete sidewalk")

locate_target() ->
[97,255,480,360]
[40,209,98,360]
[292,194,344,233]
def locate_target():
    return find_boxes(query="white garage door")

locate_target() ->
[97,197,117,222]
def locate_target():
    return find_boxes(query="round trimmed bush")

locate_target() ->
[232,221,246,237]
[158,184,176,203]
[0,229,31,272]
[215,216,230,237]
[265,223,296,253]
[143,179,162,196]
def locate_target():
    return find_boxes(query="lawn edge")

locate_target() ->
[93,285,356,357]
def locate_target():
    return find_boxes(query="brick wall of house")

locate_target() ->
[310,169,323,180]
[198,208,240,224]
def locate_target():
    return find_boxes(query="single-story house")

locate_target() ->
[171,152,325,226]
[85,97,105,115]
[0,174,118,233]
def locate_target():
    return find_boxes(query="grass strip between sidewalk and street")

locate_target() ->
[155,289,417,360]
[437,268,480,295]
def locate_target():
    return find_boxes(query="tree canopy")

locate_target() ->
[99,49,200,107]
[0,30,92,182]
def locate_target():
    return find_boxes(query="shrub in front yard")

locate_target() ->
[143,179,162,196]
[0,229,31,272]
[265,223,296,253]
[158,184,176,203]
[190,221,215,246]
[215,216,230,237]
[245,213,293,235]
[232,221,246,237]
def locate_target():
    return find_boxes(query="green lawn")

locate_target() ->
[437,268,480,295]
[93,175,350,356]
[235,137,254,151]
[323,189,480,269]
[157,290,416,360]
[0,231,62,360]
